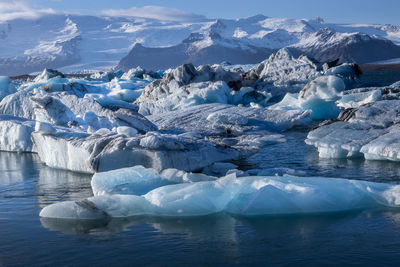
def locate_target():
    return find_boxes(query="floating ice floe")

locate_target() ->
[40,167,400,219]
[306,85,400,161]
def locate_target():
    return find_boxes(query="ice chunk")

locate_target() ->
[39,200,110,220]
[0,90,157,133]
[250,48,322,96]
[306,100,400,160]
[134,63,274,115]
[116,126,138,137]
[337,89,382,109]
[34,69,64,83]
[305,121,383,158]
[40,175,400,219]
[299,75,345,119]
[92,165,217,197]
[324,63,361,84]
[0,115,36,152]
[268,93,301,111]
[92,166,174,196]
[360,124,400,161]
[32,130,239,173]
[269,75,349,120]
[121,67,146,80]
[138,81,232,115]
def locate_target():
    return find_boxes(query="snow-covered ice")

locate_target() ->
[148,103,311,134]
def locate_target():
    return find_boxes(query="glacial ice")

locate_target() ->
[148,103,312,134]
[299,75,345,118]
[116,126,138,137]
[91,165,216,196]
[31,130,240,173]
[0,89,156,133]
[336,89,382,109]
[91,166,175,196]
[0,115,36,152]
[138,81,234,115]
[135,50,326,115]
[268,60,363,120]
[0,66,311,172]
[40,172,400,219]
[306,96,400,160]
[270,75,346,120]
[252,48,321,96]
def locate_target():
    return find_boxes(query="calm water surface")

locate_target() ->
[2,130,400,266]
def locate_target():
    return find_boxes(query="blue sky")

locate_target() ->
[9,0,400,25]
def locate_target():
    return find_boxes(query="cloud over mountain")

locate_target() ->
[0,0,56,21]
[102,6,207,22]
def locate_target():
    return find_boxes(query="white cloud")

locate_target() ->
[0,0,56,22]
[102,6,207,22]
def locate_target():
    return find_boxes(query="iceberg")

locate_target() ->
[298,75,345,119]
[0,89,157,133]
[268,63,362,120]
[136,50,327,115]
[32,130,240,173]
[270,75,346,120]
[251,48,322,96]
[306,97,400,160]
[91,165,216,196]
[40,171,400,219]
[0,115,36,152]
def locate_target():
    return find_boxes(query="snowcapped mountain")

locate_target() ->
[291,28,400,64]
[1,13,400,75]
[117,31,274,71]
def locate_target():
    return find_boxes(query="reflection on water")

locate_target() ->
[36,166,93,208]
[41,214,237,240]
[37,211,400,265]
[0,152,38,186]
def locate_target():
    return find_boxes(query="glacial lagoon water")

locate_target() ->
[2,130,400,266]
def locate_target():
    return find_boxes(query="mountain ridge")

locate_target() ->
[1,13,400,75]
